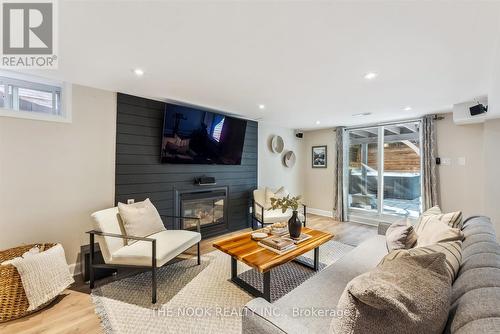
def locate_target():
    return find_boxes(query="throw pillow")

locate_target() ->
[274,186,289,198]
[331,253,451,334]
[118,198,166,245]
[416,216,464,247]
[385,219,418,251]
[264,186,288,209]
[415,206,462,235]
[380,240,462,282]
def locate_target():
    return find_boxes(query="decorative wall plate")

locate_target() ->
[271,135,284,153]
[283,151,296,168]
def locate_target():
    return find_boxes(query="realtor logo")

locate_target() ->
[1,0,58,68]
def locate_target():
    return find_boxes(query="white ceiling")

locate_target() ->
[25,1,500,129]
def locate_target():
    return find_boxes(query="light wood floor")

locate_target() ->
[1,215,376,334]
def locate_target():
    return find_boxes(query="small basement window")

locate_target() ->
[0,73,71,123]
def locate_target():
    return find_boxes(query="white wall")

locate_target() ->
[258,122,304,197]
[483,118,500,237]
[488,35,500,118]
[0,85,116,272]
[302,129,336,215]
[436,114,500,238]
[436,114,485,216]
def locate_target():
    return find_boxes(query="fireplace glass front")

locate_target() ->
[179,190,226,230]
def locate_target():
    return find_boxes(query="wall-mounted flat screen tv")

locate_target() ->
[161,103,247,165]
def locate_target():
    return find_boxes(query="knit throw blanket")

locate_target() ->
[10,244,74,311]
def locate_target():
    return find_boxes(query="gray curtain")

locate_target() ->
[333,127,347,221]
[422,115,440,210]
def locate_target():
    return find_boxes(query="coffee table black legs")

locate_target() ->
[263,270,271,302]
[293,247,319,271]
[314,247,319,270]
[230,247,320,302]
[231,257,272,302]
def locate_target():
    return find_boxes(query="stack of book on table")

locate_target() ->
[286,233,312,244]
[270,227,288,236]
[258,236,296,254]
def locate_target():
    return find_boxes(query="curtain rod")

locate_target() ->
[332,114,443,131]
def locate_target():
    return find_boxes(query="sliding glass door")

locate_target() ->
[345,120,422,225]
[347,127,380,215]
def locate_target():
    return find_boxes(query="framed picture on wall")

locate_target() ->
[312,145,327,168]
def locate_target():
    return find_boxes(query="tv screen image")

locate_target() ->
[161,103,247,165]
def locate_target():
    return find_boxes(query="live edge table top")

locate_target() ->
[213,228,334,273]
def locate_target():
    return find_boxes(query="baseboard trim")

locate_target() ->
[307,208,334,218]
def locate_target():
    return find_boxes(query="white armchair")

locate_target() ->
[252,188,307,229]
[87,207,201,303]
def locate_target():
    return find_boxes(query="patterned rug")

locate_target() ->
[91,240,354,334]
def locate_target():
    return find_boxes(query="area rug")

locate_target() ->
[91,240,354,334]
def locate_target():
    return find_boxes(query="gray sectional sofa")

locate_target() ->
[242,216,500,334]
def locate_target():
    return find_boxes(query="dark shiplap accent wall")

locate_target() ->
[115,93,257,235]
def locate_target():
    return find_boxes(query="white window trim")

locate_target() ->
[0,70,72,123]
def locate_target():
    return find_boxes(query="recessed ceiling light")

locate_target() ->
[364,72,378,80]
[133,68,144,76]
[403,106,412,111]
[258,104,265,110]
[352,112,372,117]
[315,120,321,125]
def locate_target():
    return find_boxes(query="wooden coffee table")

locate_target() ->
[213,227,333,302]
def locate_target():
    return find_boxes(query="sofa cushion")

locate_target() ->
[385,219,417,251]
[269,235,388,333]
[416,217,464,247]
[446,216,500,334]
[462,241,500,260]
[446,287,500,333]
[461,215,492,229]
[459,253,500,275]
[462,232,497,248]
[110,229,201,267]
[243,298,308,334]
[118,198,166,245]
[415,206,463,235]
[332,252,451,334]
[451,267,500,304]
[462,225,496,239]
[380,241,462,282]
[453,318,500,334]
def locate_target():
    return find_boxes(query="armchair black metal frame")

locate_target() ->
[86,215,201,304]
[251,200,307,230]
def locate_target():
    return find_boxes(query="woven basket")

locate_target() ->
[0,243,57,323]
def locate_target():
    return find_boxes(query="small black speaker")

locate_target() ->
[470,103,487,116]
[295,132,303,138]
[194,176,216,185]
